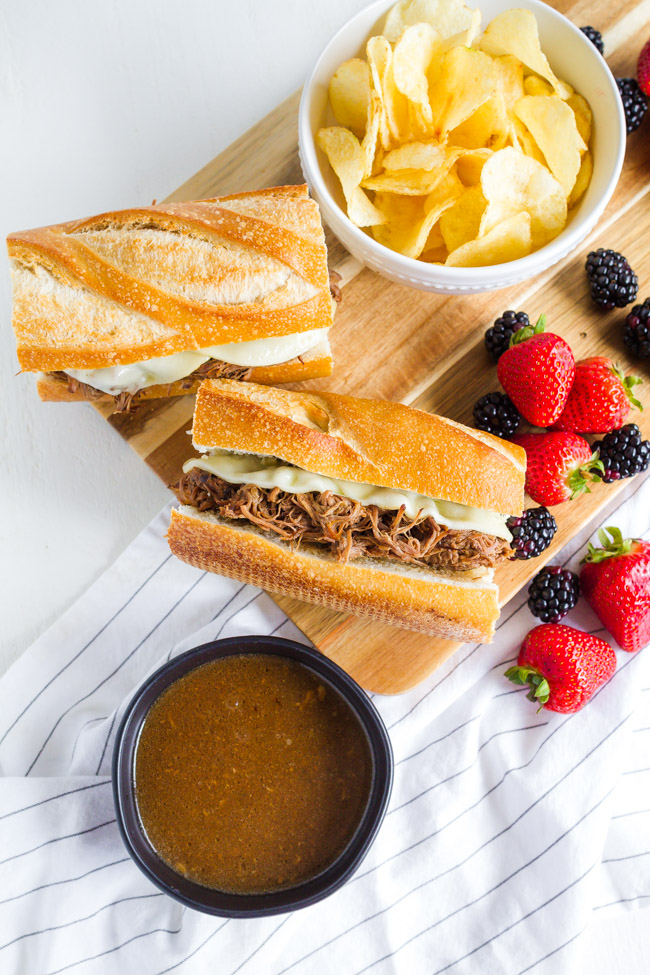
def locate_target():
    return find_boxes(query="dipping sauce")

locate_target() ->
[134,653,373,894]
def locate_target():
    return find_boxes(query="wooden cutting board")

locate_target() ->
[99,0,650,693]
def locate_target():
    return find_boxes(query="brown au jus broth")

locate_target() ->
[134,653,373,894]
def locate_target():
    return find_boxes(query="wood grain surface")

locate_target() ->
[98,0,650,692]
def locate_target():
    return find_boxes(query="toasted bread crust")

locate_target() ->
[8,185,334,372]
[168,507,499,642]
[191,379,526,516]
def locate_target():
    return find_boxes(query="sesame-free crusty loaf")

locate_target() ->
[167,379,527,642]
[7,184,334,390]
[189,378,526,516]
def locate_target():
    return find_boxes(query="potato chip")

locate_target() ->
[362,162,454,195]
[320,1,593,266]
[514,96,585,195]
[371,193,427,253]
[383,0,435,41]
[420,222,447,262]
[448,92,509,149]
[439,11,482,51]
[479,147,566,246]
[366,36,394,150]
[455,148,492,185]
[367,35,411,149]
[430,0,481,41]
[423,221,446,250]
[446,211,532,266]
[439,185,486,251]
[421,244,449,263]
[316,127,385,226]
[494,56,525,111]
[382,0,480,44]
[512,118,546,167]
[383,141,447,171]
[479,9,571,99]
[429,47,497,139]
[372,190,423,223]
[568,150,593,209]
[567,93,592,146]
[424,167,464,211]
[365,146,460,193]
[524,75,553,97]
[384,61,412,146]
[373,169,462,257]
[328,59,371,139]
[393,24,441,131]
[361,89,382,176]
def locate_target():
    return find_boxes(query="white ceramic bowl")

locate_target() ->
[299,0,626,294]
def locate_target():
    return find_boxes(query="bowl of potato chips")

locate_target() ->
[299,0,625,293]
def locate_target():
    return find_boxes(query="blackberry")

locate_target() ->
[527,566,580,624]
[580,26,604,55]
[592,423,650,482]
[484,310,530,361]
[624,298,650,358]
[585,249,638,309]
[616,77,647,133]
[507,507,557,560]
[473,392,521,439]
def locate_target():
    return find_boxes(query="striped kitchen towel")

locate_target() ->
[0,476,649,975]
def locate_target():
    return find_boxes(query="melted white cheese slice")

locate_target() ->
[65,328,329,396]
[183,451,513,541]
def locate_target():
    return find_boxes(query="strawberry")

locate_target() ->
[638,38,650,97]
[505,624,616,713]
[513,432,604,506]
[497,315,575,426]
[552,357,643,433]
[580,526,650,652]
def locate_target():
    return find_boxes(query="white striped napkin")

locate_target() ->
[1,476,649,975]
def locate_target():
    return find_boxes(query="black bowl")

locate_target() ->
[112,635,393,917]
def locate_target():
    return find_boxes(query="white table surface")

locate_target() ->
[0,1,646,971]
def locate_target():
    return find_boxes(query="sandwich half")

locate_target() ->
[168,379,526,642]
[7,185,334,413]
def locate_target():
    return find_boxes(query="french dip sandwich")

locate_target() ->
[7,185,334,413]
[168,380,526,642]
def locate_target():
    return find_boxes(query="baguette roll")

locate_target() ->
[7,185,334,409]
[168,379,526,642]
[169,507,501,642]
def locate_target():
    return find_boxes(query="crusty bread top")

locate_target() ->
[192,379,526,515]
[8,185,334,372]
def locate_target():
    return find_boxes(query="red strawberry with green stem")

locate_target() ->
[505,623,616,713]
[513,432,604,506]
[638,38,650,96]
[580,526,650,652]
[497,315,576,426]
[552,356,643,433]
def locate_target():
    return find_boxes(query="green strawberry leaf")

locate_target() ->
[599,526,623,548]
[582,525,636,563]
[612,364,643,411]
[505,665,550,712]
[567,452,604,500]
[623,375,643,411]
[567,469,591,498]
[504,665,528,685]
[508,313,547,348]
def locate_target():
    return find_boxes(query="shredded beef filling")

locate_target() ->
[48,359,253,413]
[329,269,342,303]
[176,468,512,571]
